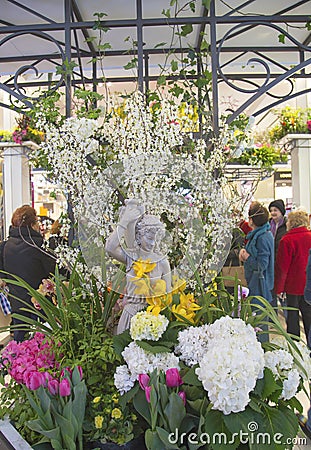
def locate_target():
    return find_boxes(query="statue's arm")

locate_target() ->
[105,225,127,264]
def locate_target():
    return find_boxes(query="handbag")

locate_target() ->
[221,264,247,288]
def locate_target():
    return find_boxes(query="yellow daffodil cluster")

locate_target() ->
[132,258,201,323]
[171,292,201,324]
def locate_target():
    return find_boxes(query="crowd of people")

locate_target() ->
[238,199,311,439]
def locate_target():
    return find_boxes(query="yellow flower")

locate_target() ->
[95,415,104,429]
[146,296,163,315]
[171,275,186,294]
[111,394,119,403]
[93,396,101,404]
[111,408,122,419]
[172,292,201,323]
[151,279,167,295]
[171,304,195,323]
[132,259,156,278]
[133,279,150,296]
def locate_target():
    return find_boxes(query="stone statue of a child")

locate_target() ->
[105,199,171,334]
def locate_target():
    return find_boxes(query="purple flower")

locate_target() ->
[178,391,186,406]
[145,386,152,403]
[237,285,249,300]
[138,373,150,390]
[165,368,183,388]
[60,367,72,378]
[26,371,45,390]
[77,365,83,380]
[59,378,71,397]
[48,379,59,396]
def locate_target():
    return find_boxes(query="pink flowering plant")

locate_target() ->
[132,368,187,449]
[24,365,86,450]
[0,332,87,449]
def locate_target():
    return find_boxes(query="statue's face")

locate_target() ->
[139,230,157,252]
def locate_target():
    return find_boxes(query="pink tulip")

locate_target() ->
[26,371,45,390]
[138,373,150,390]
[59,378,71,397]
[165,368,183,388]
[48,379,59,396]
[145,386,152,403]
[178,391,186,406]
[77,366,83,380]
[60,367,72,378]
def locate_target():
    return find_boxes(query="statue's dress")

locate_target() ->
[116,250,164,334]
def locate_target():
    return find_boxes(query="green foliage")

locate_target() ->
[0,377,39,444]
[269,106,311,142]
[0,265,136,446]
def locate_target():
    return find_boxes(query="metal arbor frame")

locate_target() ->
[0,0,311,134]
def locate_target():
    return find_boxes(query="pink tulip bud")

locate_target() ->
[59,378,71,397]
[145,386,152,403]
[178,391,186,405]
[138,373,150,390]
[165,368,183,388]
[48,379,59,396]
[77,365,83,380]
[60,367,72,378]
[26,371,45,391]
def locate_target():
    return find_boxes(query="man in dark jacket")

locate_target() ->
[0,205,55,342]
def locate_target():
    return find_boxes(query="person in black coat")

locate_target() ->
[0,205,56,342]
[268,199,287,314]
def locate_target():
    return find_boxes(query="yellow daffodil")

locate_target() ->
[171,275,186,294]
[93,396,101,404]
[111,408,122,419]
[133,279,150,296]
[132,259,156,278]
[172,304,196,323]
[146,296,162,315]
[95,415,104,429]
[172,292,201,323]
[151,279,167,295]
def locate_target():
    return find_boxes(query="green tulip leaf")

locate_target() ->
[164,392,186,431]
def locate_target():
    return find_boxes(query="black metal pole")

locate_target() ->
[136,0,144,93]
[64,0,72,118]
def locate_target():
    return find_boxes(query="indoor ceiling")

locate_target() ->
[0,0,311,127]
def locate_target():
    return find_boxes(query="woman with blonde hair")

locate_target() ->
[275,209,311,341]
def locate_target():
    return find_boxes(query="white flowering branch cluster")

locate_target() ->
[35,91,236,286]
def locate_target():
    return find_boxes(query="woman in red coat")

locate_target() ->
[275,210,311,341]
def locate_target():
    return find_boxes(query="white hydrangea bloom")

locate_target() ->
[175,324,212,366]
[264,349,294,376]
[115,342,179,393]
[281,369,300,400]
[130,311,169,341]
[195,316,265,415]
[114,365,136,395]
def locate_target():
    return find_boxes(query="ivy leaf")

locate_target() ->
[157,75,167,86]
[180,24,193,37]
[123,58,138,70]
[154,42,167,48]
[202,0,211,8]
[278,33,285,44]
[162,8,171,18]
[171,60,179,72]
